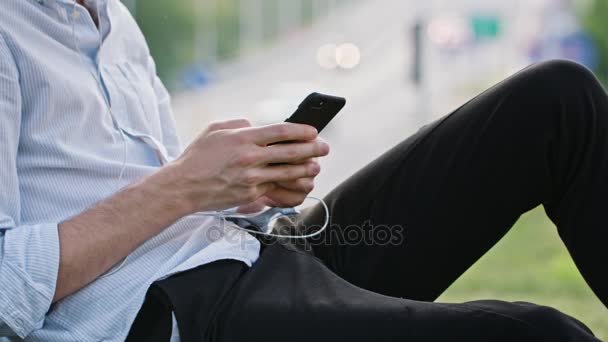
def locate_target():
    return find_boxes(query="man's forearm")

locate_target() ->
[53,165,194,302]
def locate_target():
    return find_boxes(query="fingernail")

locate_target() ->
[320,142,330,155]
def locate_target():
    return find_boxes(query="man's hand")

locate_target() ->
[165,119,330,214]
[237,157,321,213]
[235,158,319,213]
[54,118,329,301]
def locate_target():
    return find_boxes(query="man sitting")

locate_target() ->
[0,0,604,341]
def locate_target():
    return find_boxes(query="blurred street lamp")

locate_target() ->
[410,17,432,120]
[411,20,424,86]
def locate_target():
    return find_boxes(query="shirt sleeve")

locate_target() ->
[147,55,182,160]
[0,34,61,338]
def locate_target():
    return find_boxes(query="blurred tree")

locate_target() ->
[216,0,240,60]
[581,0,608,84]
[127,0,351,89]
[131,0,241,89]
[133,0,196,88]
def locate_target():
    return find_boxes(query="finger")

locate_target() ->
[264,186,307,208]
[268,157,317,168]
[237,197,268,214]
[255,162,321,183]
[276,177,315,193]
[244,123,318,145]
[286,157,317,165]
[262,141,329,164]
[206,118,252,132]
[260,196,281,208]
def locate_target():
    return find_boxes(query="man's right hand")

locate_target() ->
[54,118,329,302]
[163,119,330,214]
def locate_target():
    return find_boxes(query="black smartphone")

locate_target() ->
[285,92,346,133]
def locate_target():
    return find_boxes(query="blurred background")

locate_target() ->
[122,0,607,337]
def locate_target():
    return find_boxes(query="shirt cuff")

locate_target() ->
[0,223,60,338]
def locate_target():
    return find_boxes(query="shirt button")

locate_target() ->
[72,11,81,19]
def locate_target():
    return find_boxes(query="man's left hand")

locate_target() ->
[237,156,323,213]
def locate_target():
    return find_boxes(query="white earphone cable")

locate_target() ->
[70,0,128,189]
[216,196,330,239]
[71,0,129,278]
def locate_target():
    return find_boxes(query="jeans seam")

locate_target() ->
[203,265,249,342]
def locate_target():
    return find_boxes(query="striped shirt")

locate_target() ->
[0,0,260,340]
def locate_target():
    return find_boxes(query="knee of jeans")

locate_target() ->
[533,59,600,93]
[519,59,607,133]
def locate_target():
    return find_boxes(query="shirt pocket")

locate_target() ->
[103,61,163,142]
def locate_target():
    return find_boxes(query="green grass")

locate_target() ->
[438,207,607,340]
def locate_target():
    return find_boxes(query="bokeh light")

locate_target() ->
[317,43,339,69]
[336,43,361,69]
[427,14,471,49]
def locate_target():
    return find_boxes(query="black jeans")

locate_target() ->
[127,60,606,341]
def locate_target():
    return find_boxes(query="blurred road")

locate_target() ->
[172,0,540,197]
